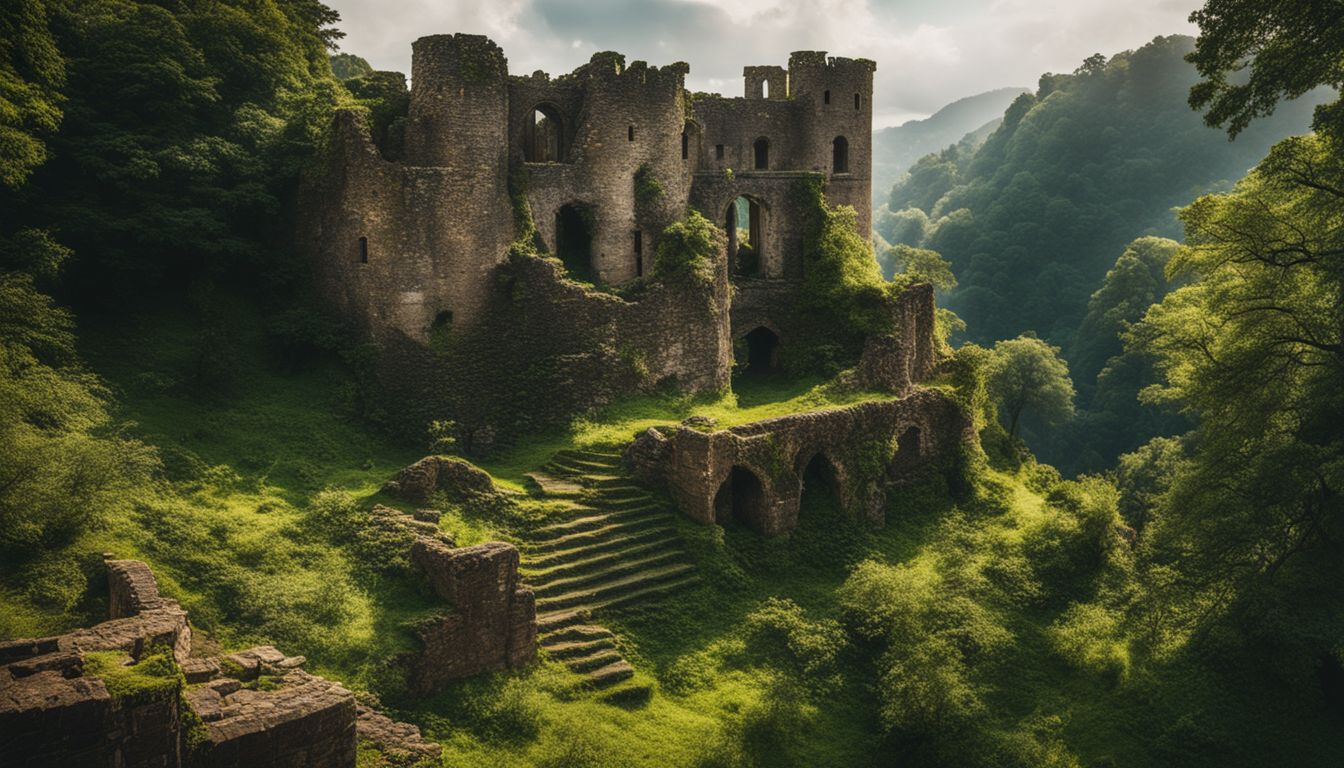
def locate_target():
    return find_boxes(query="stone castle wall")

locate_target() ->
[0,560,442,768]
[626,388,973,537]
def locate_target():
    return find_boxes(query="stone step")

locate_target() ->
[585,660,635,688]
[599,679,654,704]
[526,528,682,569]
[537,609,588,634]
[525,472,585,498]
[539,624,613,644]
[588,477,643,491]
[536,565,698,612]
[559,456,624,473]
[525,522,677,554]
[583,495,663,512]
[530,551,690,598]
[568,649,625,673]
[542,637,617,660]
[523,537,685,582]
[565,449,623,463]
[522,508,666,540]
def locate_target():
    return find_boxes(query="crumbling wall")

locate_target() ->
[0,561,439,768]
[406,540,536,695]
[627,389,973,536]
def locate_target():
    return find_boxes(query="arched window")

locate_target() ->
[358,236,368,264]
[832,136,849,173]
[753,137,769,170]
[854,93,861,110]
[682,121,701,165]
[524,105,564,162]
[762,80,770,98]
[726,196,764,277]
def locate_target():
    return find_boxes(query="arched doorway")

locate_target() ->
[524,104,564,162]
[742,326,780,373]
[799,451,843,515]
[713,466,768,531]
[832,136,849,173]
[890,425,923,475]
[725,196,764,277]
[555,203,595,282]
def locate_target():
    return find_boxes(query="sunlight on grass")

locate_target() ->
[479,374,894,490]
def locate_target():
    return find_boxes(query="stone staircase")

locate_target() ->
[520,448,698,696]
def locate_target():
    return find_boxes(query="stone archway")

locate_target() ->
[741,326,780,373]
[725,195,765,277]
[713,465,769,532]
[797,450,844,516]
[523,103,565,162]
[554,202,595,282]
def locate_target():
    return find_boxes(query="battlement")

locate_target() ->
[410,33,508,87]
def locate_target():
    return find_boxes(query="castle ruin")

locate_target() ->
[298,35,910,445]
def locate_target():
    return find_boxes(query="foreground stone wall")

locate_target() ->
[381,461,539,694]
[627,389,973,536]
[0,560,440,768]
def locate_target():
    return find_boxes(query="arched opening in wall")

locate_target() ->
[890,425,924,476]
[798,451,843,519]
[725,196,764,277]
[555,203,595,283]
[739,326,780,374]
[833,136,849,173]
[682,120,701,166]
[713,466,768,531]
[753,137,770,170]
[429,310,453,350]
[524,104,564,163]
[358,236,368,264]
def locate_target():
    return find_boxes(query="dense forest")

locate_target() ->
[2,0,1343,766]
[878,33,1332,473]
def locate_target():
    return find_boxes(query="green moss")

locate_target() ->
[634,164,665,217]
[84,646,181,704]
[653,210,721,288]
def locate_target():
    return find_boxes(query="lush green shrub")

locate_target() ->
[1047,602,1131,684]
[739,597,845,692]
[653,209,721,286]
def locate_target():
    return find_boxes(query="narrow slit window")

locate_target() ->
[715,144,725,160]
[682,131,689,159]
[854,93,861,110]
[824,89,831,105]
[358,236,368,264]
[628,125,635,141]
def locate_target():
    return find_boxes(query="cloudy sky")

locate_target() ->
[325,0,1199,128]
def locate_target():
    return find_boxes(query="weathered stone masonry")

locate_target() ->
[0,559,440,768]
[297,34,881,442]
[627,389,974,537]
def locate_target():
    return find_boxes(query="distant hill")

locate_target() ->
[872,87,1030,203]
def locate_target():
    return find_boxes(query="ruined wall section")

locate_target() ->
[446,252,731,448]
[514,54,690,285]
[407,539,536,695]
[628,389,973,536]
[787,52,875,232]
[298,34,514,342]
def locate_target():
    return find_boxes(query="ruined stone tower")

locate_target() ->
[297,35,906,444]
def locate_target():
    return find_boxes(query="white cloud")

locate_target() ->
[324,0,1199,118]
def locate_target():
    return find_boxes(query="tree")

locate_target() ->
[987,335,1075,440]
[1127,133,1344,645]
[1186,0,1344,140]
[0,0,64,190]
[885,244,957,291]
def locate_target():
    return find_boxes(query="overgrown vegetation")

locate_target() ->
[3,1,1344,765]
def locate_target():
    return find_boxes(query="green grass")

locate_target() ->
[478,373,893,491]
[6,300,1342,767]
